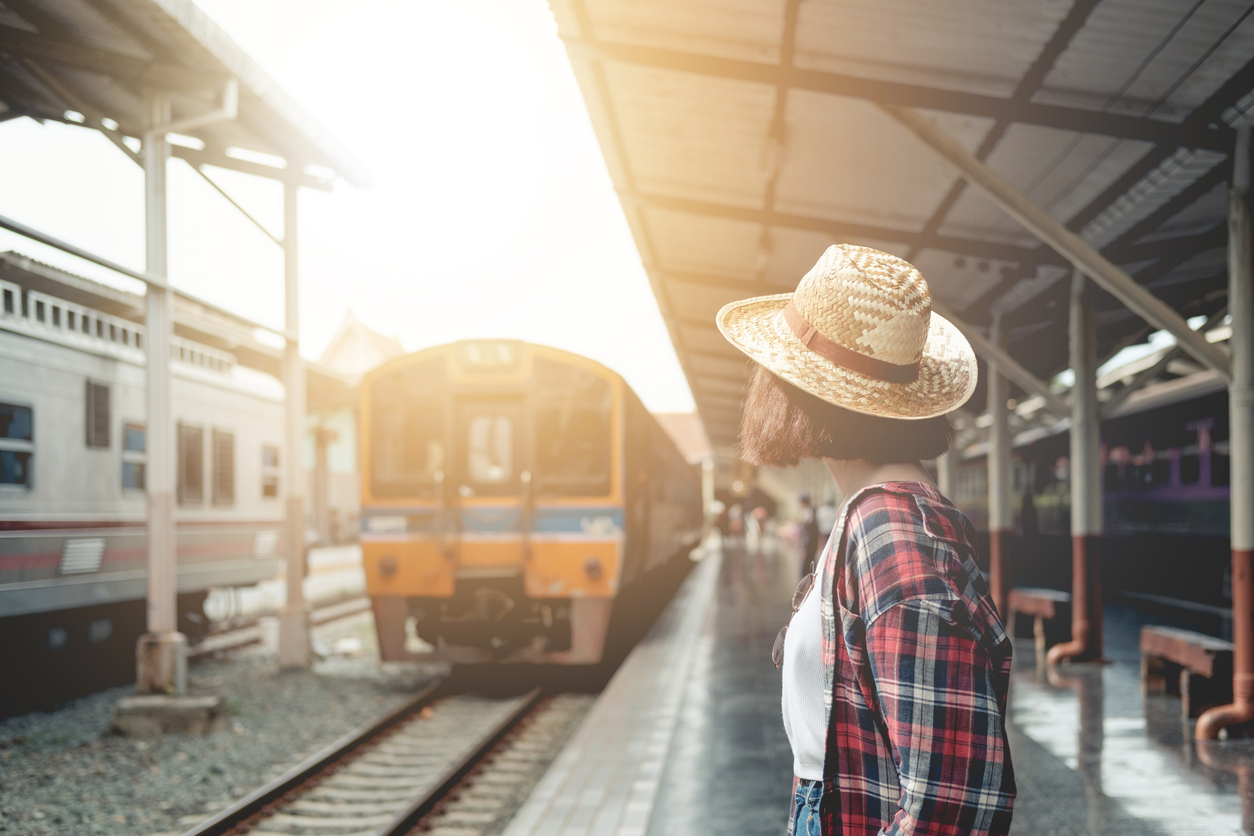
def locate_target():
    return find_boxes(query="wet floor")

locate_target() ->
[646,538,1254,835]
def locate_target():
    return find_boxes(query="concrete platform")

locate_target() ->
[505,537,1254,835]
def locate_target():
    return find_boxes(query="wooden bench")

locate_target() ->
[1141,625,1234,718]
[1007,587,1072,656]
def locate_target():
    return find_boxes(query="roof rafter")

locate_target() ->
[564,38,1233,153]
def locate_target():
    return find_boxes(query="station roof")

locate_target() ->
[0,0,369,188]
[552,0,1254,450]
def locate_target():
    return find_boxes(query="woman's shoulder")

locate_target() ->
[841,482,979,622]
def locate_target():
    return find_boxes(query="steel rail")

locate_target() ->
[378,687,545,835]
[178,679,447,836]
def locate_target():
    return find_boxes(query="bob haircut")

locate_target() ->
[738,364,954,468]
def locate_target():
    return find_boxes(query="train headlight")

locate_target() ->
[379,555,398,577]
[583,556,604,581]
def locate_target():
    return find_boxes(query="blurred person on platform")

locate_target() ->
[797,492,821,571]
[718,245,1014,836]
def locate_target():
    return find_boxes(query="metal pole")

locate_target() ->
[883,105,1231,379]
[277,180,311,669]
[1199,124,1254,738]
[136,90,186,694]
[987,313,1012,618]
[1048,269,1104,664]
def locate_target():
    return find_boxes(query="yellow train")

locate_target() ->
[360,340,703,664]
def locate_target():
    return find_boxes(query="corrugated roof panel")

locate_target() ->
[1079,148,1225,248]
[774,95,993,231]
[1138,180,1227,240]
[583,0,787,63]
[940,125,1154,244]
[795,0,1072,97]
[666,278,758,325]
[911,249,1007,312]
[691,352,753,380]
[681,323,738,354]
[1037,0,1254,119]
[603,63,776,208]
[643,206,763,279]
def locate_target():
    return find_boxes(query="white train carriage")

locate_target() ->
[0,267,289,716]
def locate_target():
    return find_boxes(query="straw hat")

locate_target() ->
[716,244,977,420]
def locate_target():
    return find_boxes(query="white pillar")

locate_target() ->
[936,449,955,498]
[137,90,186,694]
[277,181,311,669]
[987,313,1012,615]
[1048,268,1103,664]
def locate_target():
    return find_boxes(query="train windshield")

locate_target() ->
[533,358,612,497]
[370,360,447,498]
[458,400,521,496]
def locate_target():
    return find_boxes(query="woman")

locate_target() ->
[717,245,1015,836]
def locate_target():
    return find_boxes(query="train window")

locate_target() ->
[1179,428,1201,486]
[212,430,235,505]
[2,288,11,314]
[261,444,280,498]
[51,306,60,327]
[371,361,448,498]
[66,310,75,330]
[122,462,145,491]
[96,319,104,338]
[0,404,32,441]
[35,300,44,322]
[466,414,514,485]
[533,359,612,497]
[124,424,146,453]
[1104,462,1120,490]
[178,423,204,504]
[85,381,110,448]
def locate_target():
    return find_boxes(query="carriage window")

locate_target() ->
[122,423,146,491]
[178,423,204,504]
[1179,428,1201,486]
[85,381,110,448]
[0,402,33,487]
[533,359,612,496]
[212,429,235,506]
[467,415,513,484]
[262,445,280,498]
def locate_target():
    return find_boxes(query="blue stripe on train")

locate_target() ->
[362,506,624,535]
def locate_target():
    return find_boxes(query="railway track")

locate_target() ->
[178,681,555,836]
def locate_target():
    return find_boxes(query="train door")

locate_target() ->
[453,398,527,566]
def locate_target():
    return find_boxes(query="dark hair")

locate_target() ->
[737,364,953,467]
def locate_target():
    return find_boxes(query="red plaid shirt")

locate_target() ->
[797,482,1015,835]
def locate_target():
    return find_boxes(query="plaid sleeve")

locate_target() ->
[864,597,1014,836]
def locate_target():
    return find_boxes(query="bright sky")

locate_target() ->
[0,0,696,412]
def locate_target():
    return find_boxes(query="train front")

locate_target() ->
[360,340,623,664]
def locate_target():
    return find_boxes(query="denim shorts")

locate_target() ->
[792,778,822,836]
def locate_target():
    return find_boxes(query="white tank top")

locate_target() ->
[781,550,829,780]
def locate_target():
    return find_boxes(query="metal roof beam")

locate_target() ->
[629,191,1060,265]
[168,145,332,191]
[931,299,1069,417]
[0,25,223,94]
[885,104,1232,379]
[565,38,1233,153]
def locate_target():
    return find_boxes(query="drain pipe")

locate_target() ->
[1199,123,1254,739]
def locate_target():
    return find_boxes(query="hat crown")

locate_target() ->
[791,245,932,366]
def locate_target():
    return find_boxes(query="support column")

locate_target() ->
[1048,269,1104,665]
[277,181,311,670]
[987,313,1012,618]
[1199,124,1254,739]
[936,449,955,499]
[136,91,186,694]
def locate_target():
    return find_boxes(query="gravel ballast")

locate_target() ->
[0,614,444,835]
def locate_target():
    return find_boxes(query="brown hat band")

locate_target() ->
[783,301,920,384]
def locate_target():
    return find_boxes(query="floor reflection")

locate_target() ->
[1009,604,1252,834]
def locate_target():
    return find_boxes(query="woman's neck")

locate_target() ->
[824,458,933,499]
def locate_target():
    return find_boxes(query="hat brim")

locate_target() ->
[716,293,978,420]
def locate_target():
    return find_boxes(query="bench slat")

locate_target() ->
[1141,625,1233,679]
